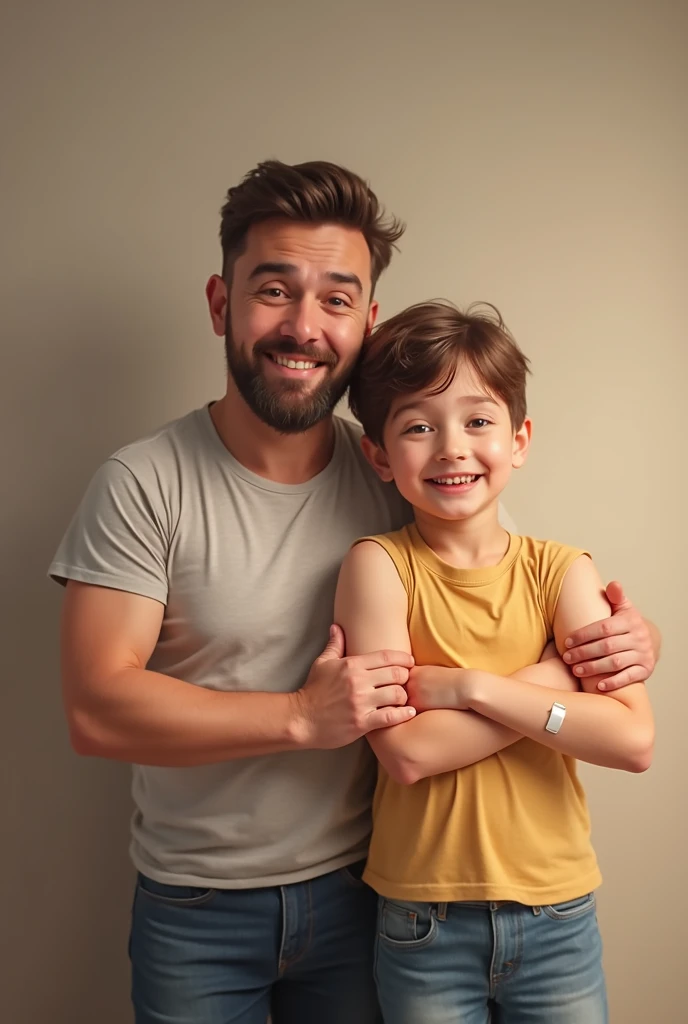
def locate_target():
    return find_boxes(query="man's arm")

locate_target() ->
[458,556,655,772]
[335,541,576,785]
[60,581,415,767]
[563,580,660,689]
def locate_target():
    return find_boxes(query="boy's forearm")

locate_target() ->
[368,711,520,785]
[373,657,578,785]
[467,671,653,772]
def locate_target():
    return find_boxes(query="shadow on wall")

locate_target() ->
[1,276,188,1024]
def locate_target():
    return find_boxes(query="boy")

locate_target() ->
[335,301,654,1023]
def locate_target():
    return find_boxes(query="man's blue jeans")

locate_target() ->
[374,895,608,1024]
[130,861,380,1023]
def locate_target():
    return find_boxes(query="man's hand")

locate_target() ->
[563,581,657,691]
[292,625,416,748]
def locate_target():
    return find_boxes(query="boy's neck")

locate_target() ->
[413,504,510,569]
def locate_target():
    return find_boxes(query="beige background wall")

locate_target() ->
[2,1,684,1021]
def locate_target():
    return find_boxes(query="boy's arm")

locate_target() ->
[460,555,655,772]
[335,541,574,784]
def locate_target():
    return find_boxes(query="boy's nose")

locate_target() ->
[438,442,471,462]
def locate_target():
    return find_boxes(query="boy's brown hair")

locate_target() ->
[349,300,530,446]
[219,159,404,291]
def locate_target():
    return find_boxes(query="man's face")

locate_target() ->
[207,219,378,433]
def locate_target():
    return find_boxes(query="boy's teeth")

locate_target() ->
[273,354,319,370]
[433,475,479,485]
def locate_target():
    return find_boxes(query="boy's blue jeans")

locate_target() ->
[375,895,608,1024]
[129,861,381,1023]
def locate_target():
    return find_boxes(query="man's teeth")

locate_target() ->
[272,354,320,370]
[432,475,480,485]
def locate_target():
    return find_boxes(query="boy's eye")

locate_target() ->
[468,418,491,428]
[404,424,432,435]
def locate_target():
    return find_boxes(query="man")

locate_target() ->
[50,160,658,1024]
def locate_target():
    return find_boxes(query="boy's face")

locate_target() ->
[364,361,531,523]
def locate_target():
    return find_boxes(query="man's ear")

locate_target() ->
[365,300,379,337]
[206,274,228,338]
[361,434,394,482]
[512,416,532,469]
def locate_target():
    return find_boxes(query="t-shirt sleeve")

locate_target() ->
[48,457,169,604]
[538,541,590,630]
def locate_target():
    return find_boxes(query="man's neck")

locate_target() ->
[209,384,336,485]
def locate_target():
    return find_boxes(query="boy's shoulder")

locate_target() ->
[515,534,588,566]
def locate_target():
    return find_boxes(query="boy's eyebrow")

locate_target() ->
[391,394,500,421]
[248,263,362,292]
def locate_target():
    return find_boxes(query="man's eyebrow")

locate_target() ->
[391,394,499,421]
[247,264,363,294]
[248,262,298,280]
[326,271,363,293]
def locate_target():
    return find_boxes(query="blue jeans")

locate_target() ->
[375,896,608,1024]
[130,861,381,1023]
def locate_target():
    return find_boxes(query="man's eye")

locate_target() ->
[468,418,491,428]
[262,288,286,298]
[328,296,349,307]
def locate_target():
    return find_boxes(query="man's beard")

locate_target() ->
[224,331,354,434]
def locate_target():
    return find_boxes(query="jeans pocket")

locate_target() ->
[379,899,438,949]
[137,873,217,907]
[542,893,596,921]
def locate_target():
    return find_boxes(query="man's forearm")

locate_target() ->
[68,666,307,766]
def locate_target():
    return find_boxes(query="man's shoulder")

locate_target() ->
[108,406,206,475]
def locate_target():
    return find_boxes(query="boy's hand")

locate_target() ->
[562,581,656,691]
[406,665,473,712]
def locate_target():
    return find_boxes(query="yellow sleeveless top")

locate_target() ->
[361,525,602,905]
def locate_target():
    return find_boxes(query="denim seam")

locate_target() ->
[136,883,217,908]
[378,906,438,950]
[542,894,596,921]
[278,880,315,972]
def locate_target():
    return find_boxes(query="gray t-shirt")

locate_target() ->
[50,407,411,888]
[50,405,517,888]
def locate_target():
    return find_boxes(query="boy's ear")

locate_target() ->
[361,435,394,482]
[512,417,532,469]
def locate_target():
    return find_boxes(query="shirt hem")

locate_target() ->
[130,847,371,890]
[48,563,168,605]
[362,867,603,905]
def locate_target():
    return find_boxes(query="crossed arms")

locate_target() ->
[334,542,655,784]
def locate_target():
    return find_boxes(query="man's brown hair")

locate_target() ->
[219,159,404,291]
[349,300,531,446]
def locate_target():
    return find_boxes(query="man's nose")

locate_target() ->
[279,296,322,346]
